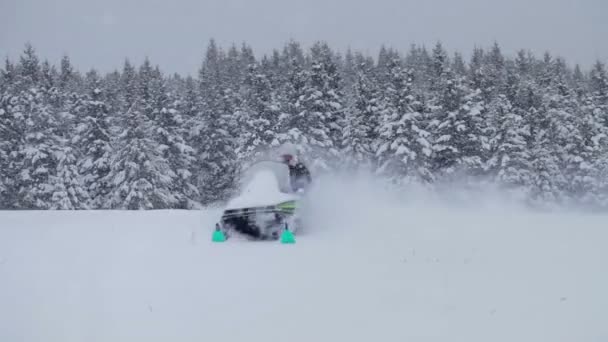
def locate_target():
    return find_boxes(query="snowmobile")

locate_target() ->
[213,160,303,241]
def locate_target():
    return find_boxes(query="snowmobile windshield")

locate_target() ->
[238,160,292,194]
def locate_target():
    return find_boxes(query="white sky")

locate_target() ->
[1,0,606,75]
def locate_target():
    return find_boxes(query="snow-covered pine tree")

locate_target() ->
[176,75,200,132]
[16,87,59,209]
[469,47,485,92]
[588,61,608,207]
[427,42,466,176]
[153,70,199,209]
[179,74,213,205]
[239,43,256,82]
[589,61,608,105]
[341,48,357,96]
[427,42,489,183]
[18,43,41,87]
[292,42,345,170]
[275,41,308,147]
[59,55,79,93]
[0,51,43,208]
[49,144,90,209]
[515,76,564,205]
[404,44,432,91]
[260,49,282,90]
[37,55,90,209]
[342,55,379,169]
[455,87,487,176]
[54,56,85,144]
[5,45,60,208]
[76,71,113,208]
[238,62,281,161]
[486,94,530,191]
[482,42,507,101]
[224,44,244,96]
[375,56,433,185]
[0,59,17,207]
[514,50,535,83]
[452,52,467,77]
[375,46,399,84]
[541,56,584,203]
[569,95,606,207]
[102,59,177,209]
[528,123,563,207]
[120,59,138,110]
[178,76,202,171]
[194,39,239,204]
[102,69,122,124]
[178,76,199,120]
[40,60,58,93]
[572,64,587,99]
[468,45,508,176]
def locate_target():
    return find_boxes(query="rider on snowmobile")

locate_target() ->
[281,153,312,193]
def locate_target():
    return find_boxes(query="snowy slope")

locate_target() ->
[1,175,607,342]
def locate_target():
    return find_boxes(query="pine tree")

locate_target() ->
[342,57,379,168]
[544,57,584,202]
[376,57,433,184]
[103,107,177,209]
[120,59,138,109]
[40,60,57,92]
[276,41,307,146]
[572,64,587,99]
[238,63,280,161]
[455,87,487,175]
[589,61,608,104]
[194,39,239,204]
[588,61,608,207]
[76,73,113,208]
[0,59,17,207]
[59,55,79,92]
[18,43,41,87]
[569,97,606,206]
[486,94,530,189]
[153,72,199,209]
[49,144,90,209]
[469,47,485,91]
[103,70,122,123]
[5,45,61,208]
[452,52,467,77]
[428,42,464,175]
[404,44,432,91]
[341,48,357,97]
[103,59,177,209]
[483,42,507,100]
[16,87,59,209]
[521,82,564,204]
[292,42,345,170]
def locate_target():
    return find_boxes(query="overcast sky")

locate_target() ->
[1,0,606,75]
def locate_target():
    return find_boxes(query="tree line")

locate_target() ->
[1,40,607,210]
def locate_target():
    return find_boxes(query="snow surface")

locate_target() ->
[1,174,608,342]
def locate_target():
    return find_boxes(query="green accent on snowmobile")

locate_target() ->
[212,226,227,242]
[280,225,296,244]
[276,200,297,212]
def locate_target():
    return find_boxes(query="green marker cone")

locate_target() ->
[212,224,227,242]
[280,224,295,244]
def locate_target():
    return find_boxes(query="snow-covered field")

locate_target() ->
[1,176,607,342]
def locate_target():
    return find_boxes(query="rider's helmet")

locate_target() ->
[281,153,296,166]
